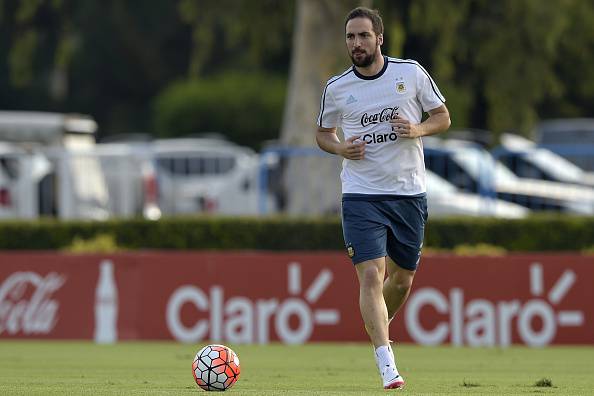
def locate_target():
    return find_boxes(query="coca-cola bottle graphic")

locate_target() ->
[94,260,118,344]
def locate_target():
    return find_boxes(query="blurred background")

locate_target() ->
[1,0,594,220]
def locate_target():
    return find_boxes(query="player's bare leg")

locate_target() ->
[384,257,416,324]
[355,257,389,347]
[355,257,404,389]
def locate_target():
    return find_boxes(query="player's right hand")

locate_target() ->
[340,135,366,160]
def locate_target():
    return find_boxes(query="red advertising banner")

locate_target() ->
[0,252,592,346]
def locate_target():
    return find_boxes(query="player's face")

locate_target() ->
[346,17,382,68]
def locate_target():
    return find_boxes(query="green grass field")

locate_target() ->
[1,341,593,395]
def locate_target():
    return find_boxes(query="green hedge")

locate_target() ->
[425,215,594,251]
[0,215,593,252]
[0,217,343,251]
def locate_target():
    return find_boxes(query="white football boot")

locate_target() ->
[375,344,405,390]
[381,364,405,390]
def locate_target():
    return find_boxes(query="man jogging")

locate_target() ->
[316,6,451,390]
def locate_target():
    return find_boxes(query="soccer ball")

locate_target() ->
[192,344,241,391]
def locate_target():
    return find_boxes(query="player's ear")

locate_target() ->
[377,34,383,47]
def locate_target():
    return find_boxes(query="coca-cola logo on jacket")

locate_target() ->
[0,272,66,335]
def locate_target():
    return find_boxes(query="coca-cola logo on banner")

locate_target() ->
[405,263,585,347]
[166,262,340,344]
[0,272,66,335]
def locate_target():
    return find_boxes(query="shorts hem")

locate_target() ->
[352,253,387,265]
[388,254,421,271]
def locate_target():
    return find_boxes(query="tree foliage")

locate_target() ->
[177,0,294,77]
[0,0,194,133]
[153,73,286,148]
[389,0,587,138]
[0,0,593,143]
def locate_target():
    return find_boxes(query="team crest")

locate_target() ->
[396,82,407,93]
[347,243,355,258]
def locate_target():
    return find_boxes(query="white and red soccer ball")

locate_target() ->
[192,344,241,391]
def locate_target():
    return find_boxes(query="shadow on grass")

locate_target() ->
[461,379,480,387]
[534,378,553,388]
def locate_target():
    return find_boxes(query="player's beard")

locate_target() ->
[350,47,377,68]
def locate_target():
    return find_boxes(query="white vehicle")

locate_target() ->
[497,133,594,187]
[424,137,594,215]
[0,142,52,219]
[425,169,529,218]
[0,111,110,220]
[152,138,262,215]
[93,142,161,220]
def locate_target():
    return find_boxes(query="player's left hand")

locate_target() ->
[390,115,422,138]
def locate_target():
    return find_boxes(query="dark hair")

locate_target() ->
[345,7,384,36]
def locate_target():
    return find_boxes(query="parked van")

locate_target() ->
[0,111,110,220]
[152,137,262,215]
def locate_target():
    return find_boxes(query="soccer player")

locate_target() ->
[316,7,450,390]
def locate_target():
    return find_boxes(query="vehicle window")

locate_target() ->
[188,158,202,173]
[157,156,236,176]
[0,157,19,179]
[425,153,478,193]
[173,158,186,174]
[216,157,235,173]
[500,155,548,180]
[157,158,173,173]
[204,158,215,174]
[500,151,583,183]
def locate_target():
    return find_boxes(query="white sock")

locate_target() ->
[374,345,396,369]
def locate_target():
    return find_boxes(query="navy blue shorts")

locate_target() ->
[341,194,428,270]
